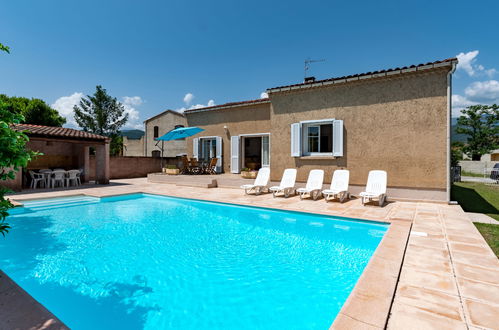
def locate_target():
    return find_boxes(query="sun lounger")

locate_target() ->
[296,169,324,200]
[359,170,387,206]
[241,167,270,195]
[269,169,297,198]
[322,169,350,203]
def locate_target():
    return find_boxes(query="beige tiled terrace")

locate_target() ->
[5,178,499,329]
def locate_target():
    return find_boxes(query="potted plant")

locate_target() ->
[241,168,258,179]
[163,164,180,175]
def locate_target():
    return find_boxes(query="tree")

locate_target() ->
[0,42,9,54]
[456,104,499,160]
[0,101,38,236]
[74,85,128,156]
[451,141,464,167]
[73,85,128,136]
[0,95,66,127]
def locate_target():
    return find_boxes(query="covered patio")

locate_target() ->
[4,124,110,191]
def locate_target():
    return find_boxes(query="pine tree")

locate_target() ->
[73,85,128,136]
[456,104,499,160]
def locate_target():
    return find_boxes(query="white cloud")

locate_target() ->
[123,96,143,106]
[456,50,496,78]
[183,93,194,105]
[464,80,499,101]
[260,92,268,99]
[51,92,84,128]
[122,96,144,130]
[452,80,499,116]
[451,94,475,116]
[176,99,216,113]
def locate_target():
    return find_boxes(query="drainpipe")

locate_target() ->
[447,61,457,204]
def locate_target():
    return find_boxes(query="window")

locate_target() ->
[151,150,161,158]
[291,119,343,157]
[303,123,333,155]
[153,126,159,138]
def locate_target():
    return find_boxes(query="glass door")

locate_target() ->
[262,135,270,167]
[200,138,216,162]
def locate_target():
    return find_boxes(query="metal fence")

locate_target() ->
[451,166,461,183]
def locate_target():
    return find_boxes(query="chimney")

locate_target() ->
[304,76,316,83]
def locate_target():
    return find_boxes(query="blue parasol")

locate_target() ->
[156,127,204,141]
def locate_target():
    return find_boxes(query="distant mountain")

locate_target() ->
[120,129,145,140]
[451,118,469,143]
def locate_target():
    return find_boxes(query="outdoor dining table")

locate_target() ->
[35,169,81,188]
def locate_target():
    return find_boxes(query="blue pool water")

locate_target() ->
[1,194,388,329]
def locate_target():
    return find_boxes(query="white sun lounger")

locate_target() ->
[269,169,297,198]
[359,170,388,206]
[296,169,324,200]
[322,169,350,203]
[241,167,270,195]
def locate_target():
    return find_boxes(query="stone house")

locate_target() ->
[183,58,458,201]
[144,110,187,157]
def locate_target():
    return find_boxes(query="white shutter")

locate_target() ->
[230,136,240,173]
[192,138,199,159]
[215,136,223,173]
[333,119,344,157]
[290,123,301,157]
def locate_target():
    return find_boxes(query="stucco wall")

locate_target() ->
[88,156,178,180]
[269,70,449,189]
[185,103,271,173]
[145,112,187,157]
[123,136,144,156]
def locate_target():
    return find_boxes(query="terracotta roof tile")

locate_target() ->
[267,58,458,91]
[183,98,270,113]
[14,124,109,141]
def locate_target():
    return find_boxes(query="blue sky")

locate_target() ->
[1,0,499,129]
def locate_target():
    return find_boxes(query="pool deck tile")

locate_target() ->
[6,178,499,329]
[0,271,68,330]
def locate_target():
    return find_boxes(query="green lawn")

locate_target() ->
[451,182,499,221]
[474,223,499,257]
[461,170,486,178]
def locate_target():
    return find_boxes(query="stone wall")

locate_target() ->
[459,160,499,174]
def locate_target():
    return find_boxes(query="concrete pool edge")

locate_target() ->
[331,220,412,329]
[0,270,69,330]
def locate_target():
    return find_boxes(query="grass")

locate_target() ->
[474,223,499,257]
[451,182,499,221]
[461,170,486,178]
[452,182,499,257]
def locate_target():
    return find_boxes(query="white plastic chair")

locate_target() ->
[29,171,46,189]
[297,169,324,200]
[322,170,350,203]
[51,170,66,188]
[241,168,270,195]
[360,170,387,206]
[66,170,81,187]
[39,169,52,187]
[269,169,297,198]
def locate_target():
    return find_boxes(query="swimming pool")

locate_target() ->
[2,193,388,329]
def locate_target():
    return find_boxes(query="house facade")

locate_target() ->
[184,58,457,200]
[122,130,145,156]
[144,110,187,157]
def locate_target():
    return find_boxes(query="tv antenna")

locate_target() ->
[304,58,325,79]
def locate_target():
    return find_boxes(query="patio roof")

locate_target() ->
[14,124,109,142]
